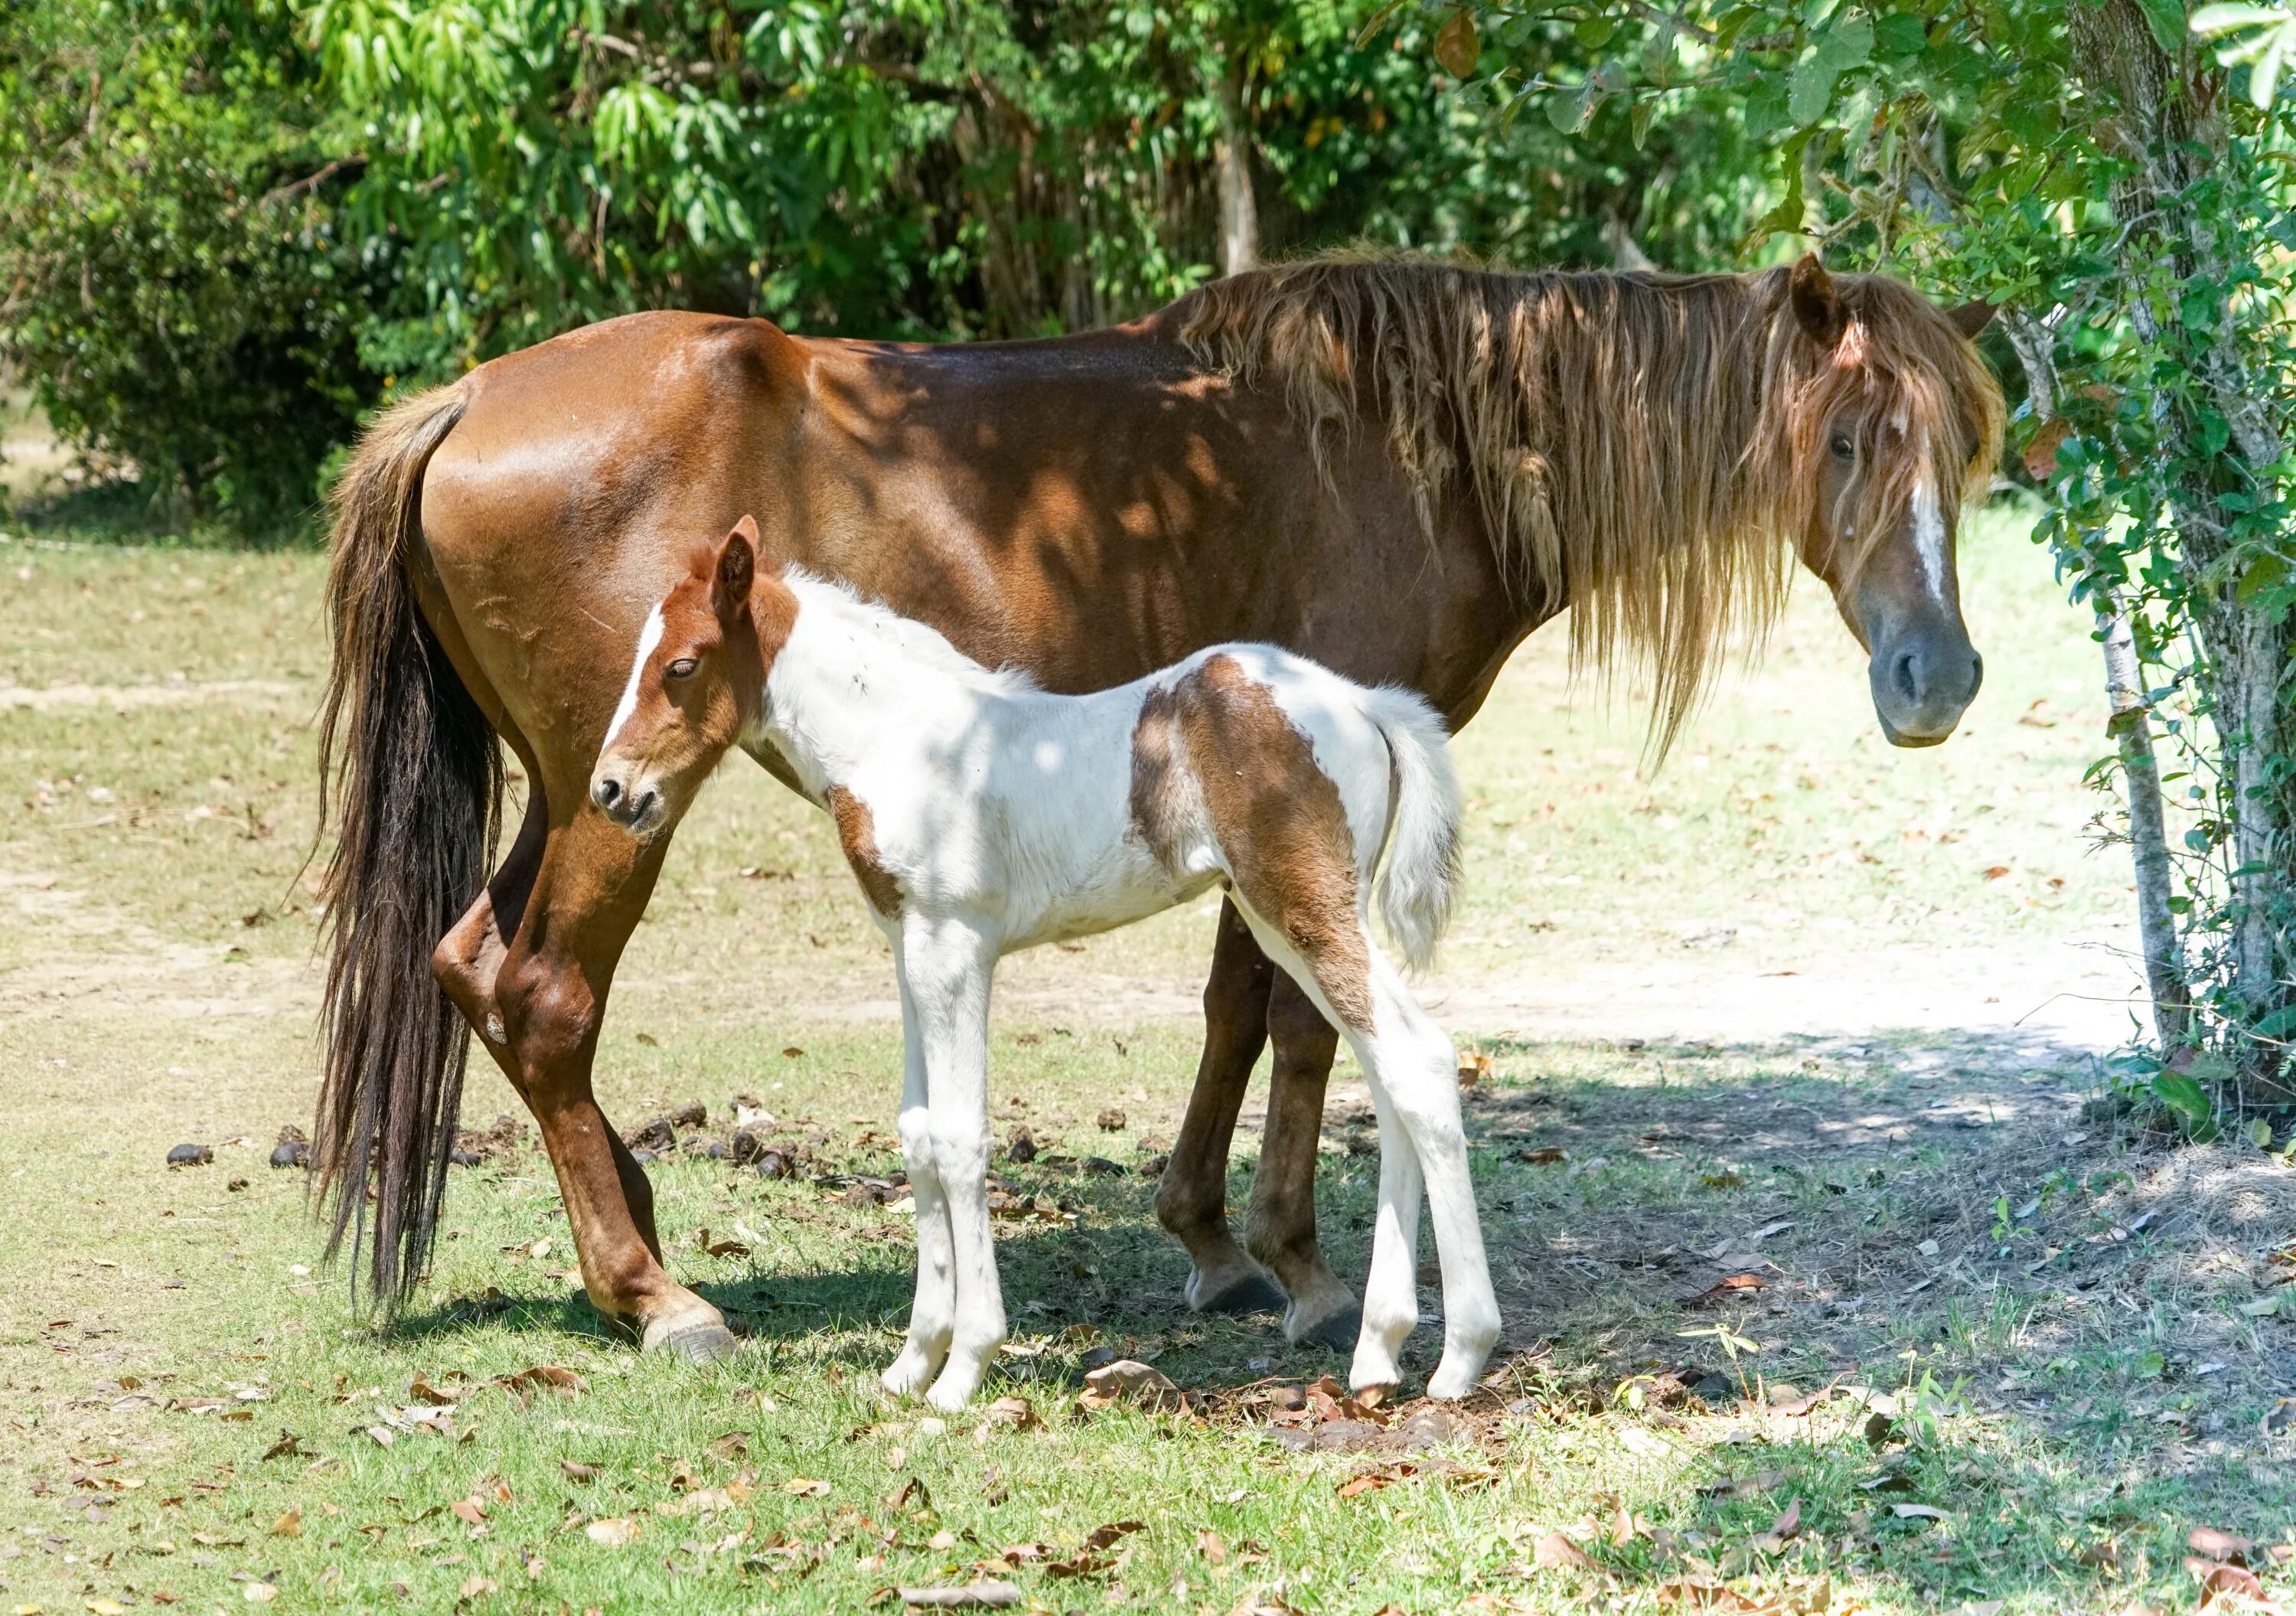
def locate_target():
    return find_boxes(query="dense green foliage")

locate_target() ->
[0,0,376,526]
[1401,0,2295,1082]
[2,0,1786,524]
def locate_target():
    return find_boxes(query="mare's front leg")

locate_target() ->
[481,809,732,1360]
[884,965,957,1396]
[1155,902,1283,1314]
[901,916,1003,1412]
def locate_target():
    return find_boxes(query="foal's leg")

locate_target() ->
[1248,975,1364,1350]
[1339,953,1499,1399]
[1228,909,1499,1400]
[884,965,957,1396]
[902,916,1004,1412]
[1154,902,1285,1314]
[484,809,732,1360]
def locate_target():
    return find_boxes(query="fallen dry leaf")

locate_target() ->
[1655,1581,1771,1611]
[1890,1503,1947,1521]
[1078,1360,1186,1413]
[977,1396,1041,1435]
[560,1460,598,1482]
[709,1431,749,1462]
[2187,1556,2267,1605]
[1750,1497,1801,1554]
[2190,1526,2256,1565]
[1518,1146,1567,1165]
[1533,1529,1593,1570]
[897,1583,1020,1609]
[450,1497,487,1526]
[1699,1467,1796,1500]
[1684,1273,1766,1306]
[781,1475,831,1498]
[585,1516,641,1547]
[269,1507,301,1538]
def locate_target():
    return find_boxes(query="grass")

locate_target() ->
[2,503,2292,1614]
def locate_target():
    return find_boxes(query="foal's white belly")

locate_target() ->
[992,837,1220,955]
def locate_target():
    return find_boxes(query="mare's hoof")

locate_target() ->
[644,1319,738,1365]
[1297,1304,1363,1353]
[1193,1271,1287,1317]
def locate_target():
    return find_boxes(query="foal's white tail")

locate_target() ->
[1365,687,1463,970]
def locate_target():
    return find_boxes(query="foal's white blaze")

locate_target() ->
[600,602,665,757]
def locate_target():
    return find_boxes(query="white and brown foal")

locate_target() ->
[592,517,1499,1411]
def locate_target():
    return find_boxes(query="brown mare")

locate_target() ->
[317,253,2003,1363]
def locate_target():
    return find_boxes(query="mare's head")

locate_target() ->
[591,515,789,835]
[1765,255,2004,746]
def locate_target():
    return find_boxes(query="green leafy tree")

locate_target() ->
[0,0,377,529]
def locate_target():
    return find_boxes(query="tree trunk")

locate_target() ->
[2072,0,2294,1075]
[1212,48,1258,276]
[2004,310,2190,1049]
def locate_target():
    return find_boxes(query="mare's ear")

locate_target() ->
[1789,253,1847,349]
[710,514,758,628]
[1946,299,1996,341]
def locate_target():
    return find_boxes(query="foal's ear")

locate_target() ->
[1789,253,1847,349]
[710,515,758,626]
[1946,299,1997,341]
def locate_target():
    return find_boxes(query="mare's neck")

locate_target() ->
[755,577,1003,796]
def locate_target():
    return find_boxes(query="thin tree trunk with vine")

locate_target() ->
[2005,311,2191,1048]
[2073,0,2294,1081]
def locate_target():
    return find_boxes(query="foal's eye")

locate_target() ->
[1828,432,1857,462]
[665,657,700,680]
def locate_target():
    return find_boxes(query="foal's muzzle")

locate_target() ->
[590,772,662,833]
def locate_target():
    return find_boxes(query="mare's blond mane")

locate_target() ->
[1179,253,2004,748]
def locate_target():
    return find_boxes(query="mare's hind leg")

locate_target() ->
[884,965,957,1396]
[1155,903,1285,1315]
[1156,904,1358,1339]
[1247,975,1363,1351]
[482,808,731,1361]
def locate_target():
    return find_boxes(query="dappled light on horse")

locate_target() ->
[314,250,2002,1363]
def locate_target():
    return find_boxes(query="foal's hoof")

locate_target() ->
[642,1317,739,1366]
[1294,1303,1363,1354]
[1192,1271,1287,1317]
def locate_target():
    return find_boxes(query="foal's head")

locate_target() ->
[591,516,790,836]
[1766,256,2003,747]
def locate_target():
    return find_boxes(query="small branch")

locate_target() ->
[1622,0,1715,44]
[259,155,367,211]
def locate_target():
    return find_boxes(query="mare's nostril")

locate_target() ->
[594,777,622,811]
[1893,649,1923,707]
[1968,651,1985,698]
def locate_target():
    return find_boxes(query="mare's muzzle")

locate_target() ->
[1867,624,1983,747]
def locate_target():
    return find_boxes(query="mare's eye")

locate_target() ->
[665,657,700,680]
[1828,432,1857,462]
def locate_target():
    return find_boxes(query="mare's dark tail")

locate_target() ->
[313,388,497,1311]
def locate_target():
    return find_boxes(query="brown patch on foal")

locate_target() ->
[828,785,902,919]
[1130,655,1373,1031]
